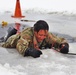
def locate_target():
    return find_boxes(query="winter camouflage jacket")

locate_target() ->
[2,27,68,56]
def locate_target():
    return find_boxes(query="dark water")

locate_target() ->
[0,23,76,43]
[52,32,76,43]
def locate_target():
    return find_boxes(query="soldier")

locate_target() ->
[1,20,69,58]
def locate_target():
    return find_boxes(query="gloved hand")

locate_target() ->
[59,43,69,54]
[24,48,42,58]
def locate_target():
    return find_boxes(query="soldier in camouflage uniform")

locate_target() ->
[2,20,69,58]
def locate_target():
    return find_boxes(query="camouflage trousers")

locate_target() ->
[2,34,29,56]
[2,34,20,48]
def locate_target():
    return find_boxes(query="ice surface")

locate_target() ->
[0,12,76,75]
[0,0,76,74]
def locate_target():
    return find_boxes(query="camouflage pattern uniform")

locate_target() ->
[2,27,68,56]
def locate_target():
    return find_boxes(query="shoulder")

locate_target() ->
[21,27,32,33]
[21,27,34,36]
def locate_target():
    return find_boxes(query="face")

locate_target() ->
[34,30,48,42]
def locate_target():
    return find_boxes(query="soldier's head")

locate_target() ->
[34,20,49,42]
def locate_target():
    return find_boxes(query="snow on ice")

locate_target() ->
[0,0,76,75]
[0,12,76,75]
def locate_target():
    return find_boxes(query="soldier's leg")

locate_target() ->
[0,28,17,42]
[5,28,17,41]
[2,34,20,48]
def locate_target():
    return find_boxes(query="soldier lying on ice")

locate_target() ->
[1,20,69,58]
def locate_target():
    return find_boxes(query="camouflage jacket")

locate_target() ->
[2,27,68,56]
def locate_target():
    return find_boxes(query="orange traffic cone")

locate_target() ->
[12,0,25,18]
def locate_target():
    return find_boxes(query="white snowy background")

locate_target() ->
[0,0,76,75]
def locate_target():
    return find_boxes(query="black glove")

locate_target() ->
[59,43,69,54]
[24,48,42,58]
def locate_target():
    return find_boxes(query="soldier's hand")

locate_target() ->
[59,43,69,54]
[24,48,42,58]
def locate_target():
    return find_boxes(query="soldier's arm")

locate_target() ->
[47,32,68,47]
[16,28,32,54]
[16,37,29,56]
[47,32,69,53]
[16,36,42,57]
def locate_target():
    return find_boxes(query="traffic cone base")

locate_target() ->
[11,16,25,18]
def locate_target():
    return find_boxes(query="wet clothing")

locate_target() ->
[5,28,17,41]
[2,27,68,56]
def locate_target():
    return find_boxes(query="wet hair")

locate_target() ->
[34,20,49,32]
